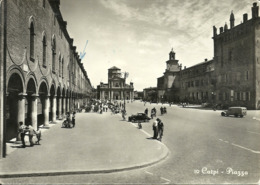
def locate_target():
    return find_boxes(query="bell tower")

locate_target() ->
[165,48,181,72]
[169,48,175,60]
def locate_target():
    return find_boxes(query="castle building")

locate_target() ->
[155,2,260,109]
[213,2,260,109]
[97,66,134,101]
[0,0,93,157]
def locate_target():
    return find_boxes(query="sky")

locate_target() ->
[60,0,256,91]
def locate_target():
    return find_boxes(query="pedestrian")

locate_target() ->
[65,112,71,128]
[160,107,164,115]
[151,109,154,119]
[153,107,157,117]
[35,128,41,145]
[27,125,35,146]
[164,107,167,114]
[157,119,164,142]
[122,109,126,120]
[72,111,76,127]
[18,122,27,148]
[152,118,159,139]
[138,121,142,129]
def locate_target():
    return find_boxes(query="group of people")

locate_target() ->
[63,111,76,128]
[160,107,167,115]
[18,122,41,148]
[152,118,164,141]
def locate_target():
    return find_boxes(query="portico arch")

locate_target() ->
[38,80,49,126]
[6,72,25,141]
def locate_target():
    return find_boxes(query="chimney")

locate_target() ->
[243,13,248,22]
[205,58,208,62]
[252,2,259,19]
[220,27,224,33]
[213,26,217,36]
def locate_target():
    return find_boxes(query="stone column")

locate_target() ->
[17,93,26,141]
[31,94,38,130]
[67,98,70,112]
[58,96,62,119]
[111,91,113,100]
[43,96,50,127]
[52,96,56,122]
[63,97,66,117]
[100,91,102,100]
[108,91,110,100]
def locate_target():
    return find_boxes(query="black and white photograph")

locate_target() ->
[0,0,260,184]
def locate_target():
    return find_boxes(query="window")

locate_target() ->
[62,58,64,78]
[59,55,61,77]
[30,22,35,61]
[246,92,250,101]
[236,92,240,101]
[245,71,249,81]
[42,35,46,67]
[52,37,56,72]
[229,49,233,61]
[43,0,45,8]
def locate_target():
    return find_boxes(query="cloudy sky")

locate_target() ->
[60,0,255,91]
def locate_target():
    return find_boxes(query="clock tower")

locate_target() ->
[166,48,181,72]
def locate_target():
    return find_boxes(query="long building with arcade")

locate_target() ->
[0,0,93,157]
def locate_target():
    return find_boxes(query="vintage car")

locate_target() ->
[221,107,247,118]
[128,113,151,122]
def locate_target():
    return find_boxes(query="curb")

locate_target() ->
[0,144,169,178]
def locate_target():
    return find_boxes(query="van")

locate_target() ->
[221,107,247,118]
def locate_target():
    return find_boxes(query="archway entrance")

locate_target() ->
[6,73,24,141]
[26,78,37,129]
[38,81,49,126]
[50,84,56,122]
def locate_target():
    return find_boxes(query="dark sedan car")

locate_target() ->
[128,113,151,122]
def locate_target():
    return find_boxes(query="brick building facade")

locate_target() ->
[0,0,92,157]
[213,2,260,109]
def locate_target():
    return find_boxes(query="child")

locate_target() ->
[35,128,41,145]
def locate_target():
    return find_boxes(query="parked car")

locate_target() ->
[128,113,151,122]
[221,107,247,118]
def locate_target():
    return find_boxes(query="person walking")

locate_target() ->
[160,107,164,115]
[153,107,157,117]
[151,109,154,119]
[18,122,27,148]
[164,107,167,114]
[27,125,36,146]
[72,111,76,127]
[157,119,164,142]
[152,118,159,139]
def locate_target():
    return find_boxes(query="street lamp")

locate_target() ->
[122,72,129,112]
